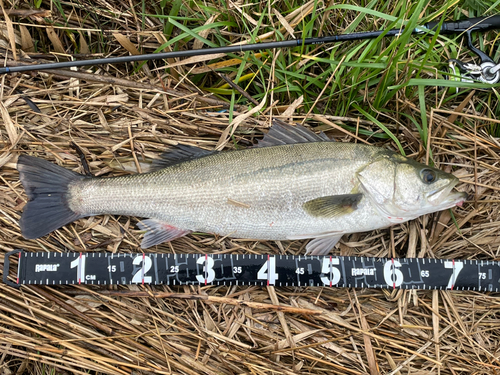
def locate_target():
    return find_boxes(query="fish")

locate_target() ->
[17,122,467,255]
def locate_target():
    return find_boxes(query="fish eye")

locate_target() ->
[420,169,436,184]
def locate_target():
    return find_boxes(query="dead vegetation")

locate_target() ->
[1,1,500,374]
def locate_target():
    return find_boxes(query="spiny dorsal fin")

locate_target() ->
[257,119,332,148]
[151,144,214,171]
[303,193,363,218]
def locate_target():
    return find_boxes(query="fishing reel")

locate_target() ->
[447,30,500,86]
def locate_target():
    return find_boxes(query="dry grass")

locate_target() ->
[1,1,500,374]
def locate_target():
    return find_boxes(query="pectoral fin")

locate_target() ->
[303,194,362,218]
[137,219,191,248]
[306,235,342,255]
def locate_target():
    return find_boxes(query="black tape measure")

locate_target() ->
[3,249,499,291]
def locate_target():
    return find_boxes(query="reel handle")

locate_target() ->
[426,15,500,34]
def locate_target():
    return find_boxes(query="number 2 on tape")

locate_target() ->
[132,255,152,284]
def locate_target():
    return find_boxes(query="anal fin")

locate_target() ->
[137,219,191,248]
[305,235,342,255]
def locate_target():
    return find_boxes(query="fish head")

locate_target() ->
[358,153,467,220]
[392,158,467,214]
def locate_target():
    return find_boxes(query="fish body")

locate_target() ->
[17,123,467,255]
[69,142,389,239]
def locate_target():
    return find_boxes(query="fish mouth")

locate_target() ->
[427,179,467,209]
[439,191,468,209]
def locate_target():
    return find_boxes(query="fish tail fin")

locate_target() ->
[17,155,85,239]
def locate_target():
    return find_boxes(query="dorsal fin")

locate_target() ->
[257,119,332,147]
[151,144,214,171]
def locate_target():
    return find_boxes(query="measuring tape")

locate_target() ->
[3,249,499,291]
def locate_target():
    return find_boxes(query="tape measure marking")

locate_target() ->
[3,250,500,291]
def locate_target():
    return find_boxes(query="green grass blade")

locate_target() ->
[353,103,406,155]
[164,0,183,37]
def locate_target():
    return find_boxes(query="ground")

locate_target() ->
[1,0,500,374]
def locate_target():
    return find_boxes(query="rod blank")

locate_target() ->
[0,15,497,75]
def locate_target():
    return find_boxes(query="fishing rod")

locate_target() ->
[0,15,499,84]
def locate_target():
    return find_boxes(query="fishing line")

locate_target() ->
[3,250,498,291]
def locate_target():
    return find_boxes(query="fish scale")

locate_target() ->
[68,142,384,240]
[16,123,467,255]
